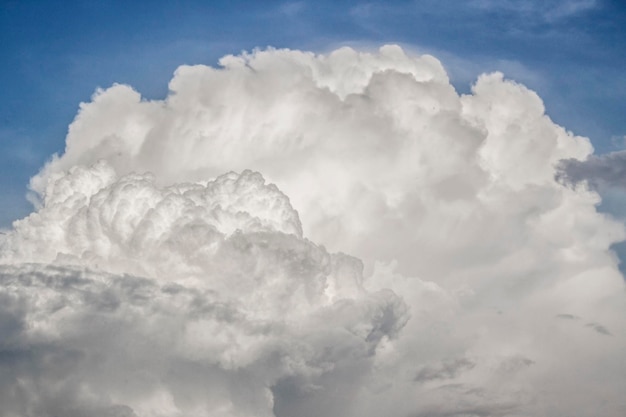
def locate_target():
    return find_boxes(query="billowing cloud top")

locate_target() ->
[1,45,626,417]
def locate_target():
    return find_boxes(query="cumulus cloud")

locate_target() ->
[2,45,626,416]
[28,45,598,276]
[1,164,408,417]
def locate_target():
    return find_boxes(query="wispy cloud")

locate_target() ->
[468,0,599,22]
[277,1,307,17]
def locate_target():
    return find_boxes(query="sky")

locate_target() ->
[1,1,626,416]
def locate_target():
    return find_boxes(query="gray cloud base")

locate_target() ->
[558,150,626,190]
[0,263,407,417]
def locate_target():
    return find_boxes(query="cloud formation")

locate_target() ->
[1,45,626,416]
[28,45,599,275]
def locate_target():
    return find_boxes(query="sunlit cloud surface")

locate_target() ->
[1,45,625,417]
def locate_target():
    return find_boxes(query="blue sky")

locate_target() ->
[1,0,625,227]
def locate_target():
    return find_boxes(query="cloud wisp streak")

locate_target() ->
[1,45,625,417]
[469,0,599,22]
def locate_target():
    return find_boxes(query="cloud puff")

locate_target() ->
[6,164,303,278]
[1,164,408,416]
[2,45,626,416]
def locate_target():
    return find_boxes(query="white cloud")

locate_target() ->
[2,45,626,416]
[0,166,407,416]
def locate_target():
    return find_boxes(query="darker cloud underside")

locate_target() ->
[557,150,626,189]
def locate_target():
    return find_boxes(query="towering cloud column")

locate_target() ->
[1,45,625,417]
